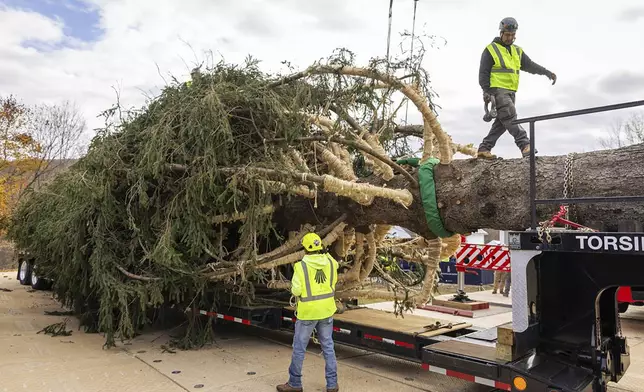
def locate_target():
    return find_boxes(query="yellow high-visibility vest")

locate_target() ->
[487,42,523,91]
[293,253,338,320]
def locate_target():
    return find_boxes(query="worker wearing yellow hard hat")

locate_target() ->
[277,232,339,392]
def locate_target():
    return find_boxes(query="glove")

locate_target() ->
[547,71,557,85]
[483,91,492,103]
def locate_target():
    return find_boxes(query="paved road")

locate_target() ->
[1,271,643,392]
[0,272,485,392]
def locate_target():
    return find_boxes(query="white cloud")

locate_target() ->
[1,0,644,159]
[0,7,64,45]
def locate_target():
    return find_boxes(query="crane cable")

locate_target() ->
[385,1,420,125]
[404,0,419,124]
[385,0,394,70]
[382,0,395,126]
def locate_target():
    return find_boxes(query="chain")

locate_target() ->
[563,153,575,226]
[538,153,576,243]
[537,222,552,243]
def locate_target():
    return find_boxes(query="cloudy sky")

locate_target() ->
[1,0,643,158]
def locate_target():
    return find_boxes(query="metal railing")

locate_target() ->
[512,99,644,229]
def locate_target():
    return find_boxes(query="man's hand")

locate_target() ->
[483,91,492,103]
[547,71,557,85]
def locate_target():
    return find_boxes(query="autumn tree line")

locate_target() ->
[0,95,86,232]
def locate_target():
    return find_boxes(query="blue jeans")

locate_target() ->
[288,317,338,389]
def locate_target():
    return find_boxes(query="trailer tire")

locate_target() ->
[16,255,25,280]
[618,302,629,313]
[18,259,32,286]
[30,266,49,290]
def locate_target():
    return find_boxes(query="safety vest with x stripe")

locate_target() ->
[487,42,523,91]
[293,253,338,320]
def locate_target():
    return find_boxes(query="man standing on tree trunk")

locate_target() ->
[477,17,557,159]
[277,233,340,392]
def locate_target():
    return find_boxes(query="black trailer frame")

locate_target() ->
[421,232,644,392]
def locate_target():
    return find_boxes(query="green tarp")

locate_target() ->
[396,157,453,238]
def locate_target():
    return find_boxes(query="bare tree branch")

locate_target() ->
[19,101,86,195]
[598,112,644,149]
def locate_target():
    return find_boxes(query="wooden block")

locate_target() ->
[496,322,514,346]
[495,342,514,361]
[417,304,474,318]
[432,299,490,311]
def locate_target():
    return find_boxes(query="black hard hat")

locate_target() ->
[499,17,518,33]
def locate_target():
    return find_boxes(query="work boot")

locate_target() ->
[521,146,538,157]
[276,383,303,392]
[477,150,497,159]
[327,387,340,392]
[492,290,497,294]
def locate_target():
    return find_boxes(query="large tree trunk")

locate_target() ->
[434,143,644,233]
[276,143,644,236]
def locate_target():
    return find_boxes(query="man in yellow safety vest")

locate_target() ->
[477,17,557,159]
[277,232,340,392]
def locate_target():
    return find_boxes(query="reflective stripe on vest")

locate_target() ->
[299,255,335,302]
[487,42,522,90]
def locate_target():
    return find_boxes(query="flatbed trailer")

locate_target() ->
[193,302,516,390]
[195,229,644,392]
[193,304,475,363]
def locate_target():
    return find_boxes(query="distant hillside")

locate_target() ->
[34,158,78,184]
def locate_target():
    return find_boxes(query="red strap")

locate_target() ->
[544,205,597,232]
